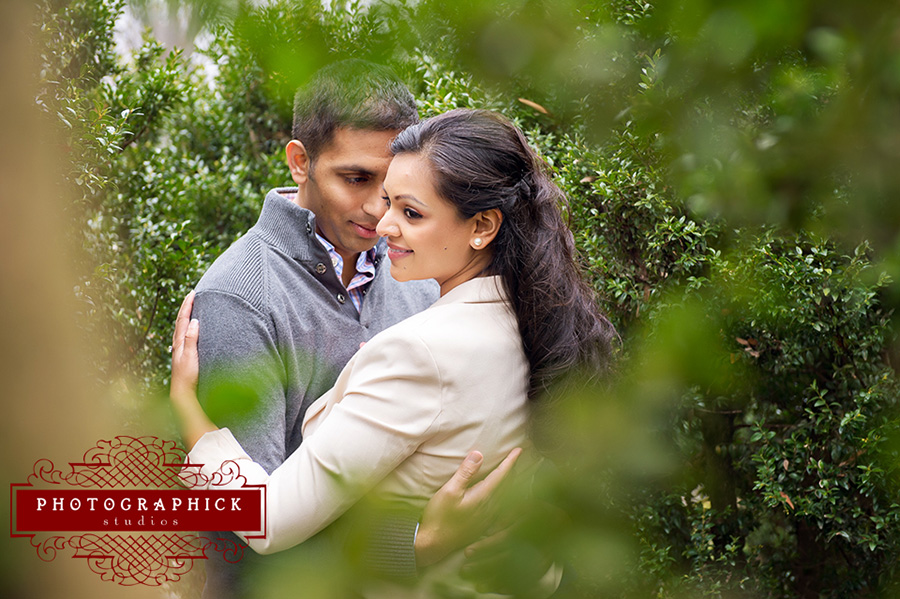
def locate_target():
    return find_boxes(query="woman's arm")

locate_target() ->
[170,290,218,448]
[172,289,445,553]
[241,326,446,553]
[170,291,524,563]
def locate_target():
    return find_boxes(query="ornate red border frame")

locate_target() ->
[10,436,258,586]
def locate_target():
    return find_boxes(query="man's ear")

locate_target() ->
[286,140,312,185]
[470,208,503,250]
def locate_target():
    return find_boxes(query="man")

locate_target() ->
[190,60,515,597]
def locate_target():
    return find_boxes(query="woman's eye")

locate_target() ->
[381,196,391,207]
[404,208,422,219]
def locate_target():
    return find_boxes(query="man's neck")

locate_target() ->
[280,190,364,288]
[338,250,359,288]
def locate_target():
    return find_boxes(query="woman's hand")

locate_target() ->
[170,290,217,449]
[171,290,199,403]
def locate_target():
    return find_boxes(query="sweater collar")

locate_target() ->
[254,188,387,263]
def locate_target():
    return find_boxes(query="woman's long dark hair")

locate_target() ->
[391,109,617,398]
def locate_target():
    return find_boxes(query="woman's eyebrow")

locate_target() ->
[395,194,427,208]
[381,186,428,208]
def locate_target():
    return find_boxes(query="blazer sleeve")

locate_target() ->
[186,329,443,555]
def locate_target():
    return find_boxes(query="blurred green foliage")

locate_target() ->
[32,0,900,597]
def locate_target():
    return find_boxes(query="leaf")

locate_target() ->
[518,98,549,114]
[779,491,795,510]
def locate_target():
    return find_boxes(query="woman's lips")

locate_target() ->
[386,242,412,260]
[352,222,379,239]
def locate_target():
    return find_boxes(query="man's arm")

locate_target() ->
[192,289,287,474]
[415,448,522,567]
[416,451,563,598]
[353,448,522,580]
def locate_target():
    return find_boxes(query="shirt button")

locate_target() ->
[315,263,327,274]
[306,223,313,234]
[337,293,346,304]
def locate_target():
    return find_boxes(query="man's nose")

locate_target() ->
[363,189,387,219]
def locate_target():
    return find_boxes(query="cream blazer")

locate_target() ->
[186,275,530,555]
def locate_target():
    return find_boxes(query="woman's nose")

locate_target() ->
[376,212,399,237]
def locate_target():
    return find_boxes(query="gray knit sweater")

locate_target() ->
[193,189,438,594]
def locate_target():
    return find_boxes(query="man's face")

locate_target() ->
[292,127,398,263]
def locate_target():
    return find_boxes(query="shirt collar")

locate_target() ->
[315,232,377,284]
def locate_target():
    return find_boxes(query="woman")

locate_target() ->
[171,109,615,585]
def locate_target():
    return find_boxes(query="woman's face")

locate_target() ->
[376,153,489,295]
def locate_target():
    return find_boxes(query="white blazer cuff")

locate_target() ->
[182,428,252,488]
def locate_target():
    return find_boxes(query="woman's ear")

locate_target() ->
[470,208,503,250]
[286,140,311,185]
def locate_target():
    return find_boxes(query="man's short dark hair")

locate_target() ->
[292,59,419,162]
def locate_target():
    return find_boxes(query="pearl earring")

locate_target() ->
[473,238,483,247]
